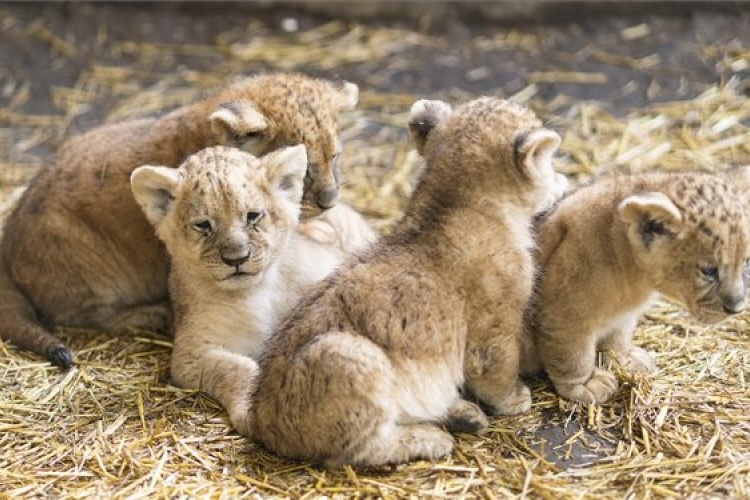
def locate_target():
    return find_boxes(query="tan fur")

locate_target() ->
[0,73,358,369]
[130,145,375,436]
[251,97,565,468]
[524,171,750,404]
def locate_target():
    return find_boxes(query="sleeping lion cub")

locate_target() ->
[130,145,375,436]
[251,97,565,468]
[523,170,750,404]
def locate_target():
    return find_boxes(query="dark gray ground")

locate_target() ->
[3,2,750,138]
[2,1,749,470]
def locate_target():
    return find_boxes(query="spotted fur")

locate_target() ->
[523,171,750,404]
[131,145,375,436]
[0,73,358,368]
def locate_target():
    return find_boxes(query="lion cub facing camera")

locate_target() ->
[251,97,565,468]
[523,171,750,404]
[130,145,375,436]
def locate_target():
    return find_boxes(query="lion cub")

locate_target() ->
[523,171,750,404]
[130,145,375,436]
[251,97,564,468]
[0,73,358,369]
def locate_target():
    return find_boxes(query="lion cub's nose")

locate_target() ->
[221,253,250,268]
[722,296,745,315]
[316,188,338,209]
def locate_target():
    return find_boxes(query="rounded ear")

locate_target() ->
[263,145,308,204]
[335,81,359,111]
[515,128,561,175]
[727,165,750,194]
[408,99,452,156]
[130,166,181,227]
[618,192,682,248]
[209,100,268,145]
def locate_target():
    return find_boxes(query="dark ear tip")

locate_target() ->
[408,100,451,137]
[408,120,433,140]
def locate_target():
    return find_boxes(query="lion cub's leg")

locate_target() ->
[171,342,258,436]
[465,334,531,416]
[255,330,455,467]
[297,203,377,254]
[340,423,454,469]
[539,330,619,404]
[94,301,172,333]
[599,315,655,373]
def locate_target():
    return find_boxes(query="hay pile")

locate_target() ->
[1,7,750,498]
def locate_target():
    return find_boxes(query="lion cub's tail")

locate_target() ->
[0,261,73,369]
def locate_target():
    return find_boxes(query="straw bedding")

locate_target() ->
[1,8,749,498]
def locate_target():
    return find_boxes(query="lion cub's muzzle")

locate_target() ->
[303,163,339,214]
[720,293,746,315]
[221,253,250,268]
[315,187,339,209]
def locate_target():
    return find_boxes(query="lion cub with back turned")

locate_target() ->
[131,145,375,436]
[524,171,750,404]
[251,97,565,468]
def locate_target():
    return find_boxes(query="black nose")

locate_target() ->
[221,253,250,268]
[316,188,338,209]
[722,297,745,314]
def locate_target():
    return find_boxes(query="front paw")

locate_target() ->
[228,404,252,437]
[624,347,656,373]
[486,380,532,416]
[604,347,656,373]
[537,172,569,213]
[297,219,340,247]
[555,368,618,404]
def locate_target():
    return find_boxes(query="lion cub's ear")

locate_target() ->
[130,166,181,227]
[618,192,682,248]
[726,165,750,194]
[408,99,452,156]
[334,81,359,111]
[515,129,561,175]
[209,100,269,147]
[263,145,308,204]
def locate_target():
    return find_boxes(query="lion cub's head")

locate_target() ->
[206,74,359,218]
[618,175,750,323]
[131,145,307,290]
[407,97,565,215]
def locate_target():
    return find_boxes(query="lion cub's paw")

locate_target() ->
[228,402,252,438]
[557,368,619,404]
[487,380,532,416]
[624,347,656,373]
[604,347,656,374]
[538,172,569,213]
[297,219,341,247]
[445,399,489,434]
[407,425,456,460]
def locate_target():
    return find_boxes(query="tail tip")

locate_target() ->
[48,345,74,370]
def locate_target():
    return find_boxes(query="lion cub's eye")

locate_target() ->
[192,220,213,234]
[246,211,264,226]
[699,265,719,281]
[234,131,263,142]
